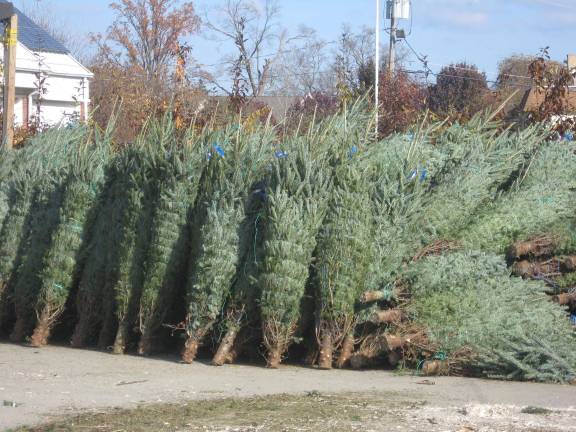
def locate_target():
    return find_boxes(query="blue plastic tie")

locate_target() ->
[419,169,428,182]
[213,145,225,158]
[275,150,289,159]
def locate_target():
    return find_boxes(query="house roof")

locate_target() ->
[0,1,69,54]
[521,87,576,112]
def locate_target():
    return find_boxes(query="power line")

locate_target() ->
[400,37,533,87]
[197,41,338,70]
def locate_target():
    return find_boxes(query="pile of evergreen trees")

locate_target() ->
[0,108,574,384]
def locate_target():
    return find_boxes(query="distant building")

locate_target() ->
[0,5,92,127]
[520,54,576,114]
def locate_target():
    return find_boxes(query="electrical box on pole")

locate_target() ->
[386,0,410,20]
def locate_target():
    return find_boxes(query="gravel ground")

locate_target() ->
[1,343,575,431]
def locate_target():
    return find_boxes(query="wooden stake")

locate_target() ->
[2,13,17,149]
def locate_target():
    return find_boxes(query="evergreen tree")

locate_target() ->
[31,139,110,346]
[98,148,154,353]
[136,122,206,355]
[259,140,331,368]
[315,156,372,369]
[406,251,576,383]
[182,125,273,363]
[10,178,63,342]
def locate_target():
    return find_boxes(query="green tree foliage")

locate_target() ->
[70,189,115,347]
[406,251,576,383]
[31,140,110,346]
[101,148,155,354]
[182,125,274,363]
[0,106,574,384]
[315,156,372,368]
[457,141,576,253]
[137,161,199,355]
[259,139,331,368]
[10,179,63,342]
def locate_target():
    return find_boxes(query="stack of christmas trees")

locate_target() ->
[0,108,574,384]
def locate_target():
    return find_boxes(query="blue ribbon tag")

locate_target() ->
[214,145,225,158]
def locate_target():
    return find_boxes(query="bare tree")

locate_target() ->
[332,24,409,96]
[204,0,287,97]
[332,25,378,97]
[269,25,332,96]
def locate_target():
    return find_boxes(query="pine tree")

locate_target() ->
[30,140,110,346]
[406,251,576,383]
[0,180,34,329]
[70,188,114,347]
[457,142,576,253]
[362,118,546,303]
[211,187,266,366]
[138,147,204,355]
[259,140,331,368]
[0,128,86,332]
[181,125,273,363]
[10,178,63,342]
[314,154,372,369]
[98,148,154,353]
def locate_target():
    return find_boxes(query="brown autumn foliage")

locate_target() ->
[90,0,204,143]
[527,48,576,136]
[428,62,492,122]
[377,71,426,138]
[100,0,201,79]
[285,92,341,133]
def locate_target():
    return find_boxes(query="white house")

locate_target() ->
[0,5,92,127]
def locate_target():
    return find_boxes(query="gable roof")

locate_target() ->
[0,1,69,54]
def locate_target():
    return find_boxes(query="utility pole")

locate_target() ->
[375,0,380,138]
[388,0,397,75]
[1,3,17,150]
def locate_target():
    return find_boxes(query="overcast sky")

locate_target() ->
[12,0,576,82]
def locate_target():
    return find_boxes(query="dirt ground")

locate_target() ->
[1,343,576,431]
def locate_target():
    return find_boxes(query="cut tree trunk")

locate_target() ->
[507,235,556,260]
[562,256,576,272]
[422,360,450,376]
[318,332,333,370]
[384,333,419,351]
[266,345,283,369]
[384,334,406,350]
[512,260,562,278]
[553,292,576,306]
[335,334,355,369]
[212,326,239,366]
[360,291,386,303]
[137,333,153,356]
[181,339,200,364]
[30,310,51,347]
[350,352,379,369]
[112,321,129,354]
[372,309,405,324]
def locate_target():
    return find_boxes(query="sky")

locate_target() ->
[11,0,576,83]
